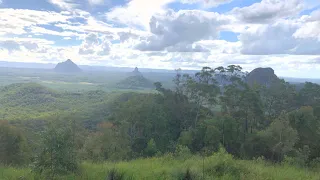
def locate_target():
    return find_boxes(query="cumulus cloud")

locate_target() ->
[79,33,111,55]
[88,0,105,5]
[0,9,72,35]
[231,0,304,23]
[166,43,209,52]
[30,26,81,37]
[136,10,230,52]
[196,40,241,54]
[48,0,79,10]
[106,0,175,29]
[1,0,320,78]
[293,10,320,41]
[0,41,21,52]
[180,0,233,8]
[0,37,54,53]
[239,11,320,55]
[117,31,140,42]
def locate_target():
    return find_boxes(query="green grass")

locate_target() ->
[1,151,319,180]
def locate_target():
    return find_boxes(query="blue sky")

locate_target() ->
[0,0,320,78]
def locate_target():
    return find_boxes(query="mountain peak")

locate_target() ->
[54,59,82,73]
[66,59,73,63]
[130,67,142,76]
[246,67,278,87]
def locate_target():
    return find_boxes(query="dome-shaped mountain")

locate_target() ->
[0,83,58,106]
[246,67,279,87]
[54,59,82,73]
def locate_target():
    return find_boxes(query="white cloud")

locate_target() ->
[239,12,320,55]
[88,0,105,5]
[79,33,111,55]
[180,0,233,8]
[136,10,230,51]
[0,9,71,35]
[0,37,54,53]
[231,0,304,23]
[48,0,79,10]
[106,0,175,29]
[1,0,320,78]
[196,40,241,54]
[30,26,81,37]
[293,10,320,41]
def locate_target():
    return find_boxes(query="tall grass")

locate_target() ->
[1,150,319,180]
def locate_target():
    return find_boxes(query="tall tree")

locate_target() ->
[289,106,320,160]
[259,113,298,161]
[183,67,220,127]
[259,79,297,120]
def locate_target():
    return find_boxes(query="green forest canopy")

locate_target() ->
[1,65,320,179]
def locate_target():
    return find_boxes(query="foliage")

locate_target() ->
[81,122,131,162]
[0,121,30,166]
[258,113,298,161]
[2,153,320,180]
[144,139,158,157]
[1,64,320,178]
[34,118,79,178]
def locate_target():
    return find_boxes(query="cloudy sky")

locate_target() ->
[0,0,320,78]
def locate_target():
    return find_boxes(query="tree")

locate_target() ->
[219,65,264,150]
[0,121,30,166]
[34,119,78,178]
[289,106,320,160]
[81,122,131,162]
[298,82,320,107]
[259,113,298,161]
[183,67,220,127]
[144,138,157,157]
[259,79,297,120]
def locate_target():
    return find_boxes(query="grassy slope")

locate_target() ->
[1,152,319,180]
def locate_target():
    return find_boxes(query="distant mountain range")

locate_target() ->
[0,61,319,84]
[0,61,179,73]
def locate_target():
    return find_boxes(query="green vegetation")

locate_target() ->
[1,65,320,179]
[1,150,320,180]
[0,67,174,91]
[116,75,154,89]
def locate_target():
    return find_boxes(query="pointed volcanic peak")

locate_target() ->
[246,67,280,87]
[119,67,154,89]
[54,59,82,73]
[128,67,142,76]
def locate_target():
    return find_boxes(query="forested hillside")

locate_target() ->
[1,65,320,180]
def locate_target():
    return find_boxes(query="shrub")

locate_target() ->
[204,147,246,179]
[0,121,30,166]
[174,145,192,160]
[34,119,78,178]
[107,168,124,180]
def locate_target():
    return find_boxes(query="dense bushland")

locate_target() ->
[1,65,320,179]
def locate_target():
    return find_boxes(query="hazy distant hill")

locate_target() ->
[0,83,58,106]
[117,67,154,89]
[0,61,319,84]
[54,59,82,73]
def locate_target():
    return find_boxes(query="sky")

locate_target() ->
[0,0,320,78]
